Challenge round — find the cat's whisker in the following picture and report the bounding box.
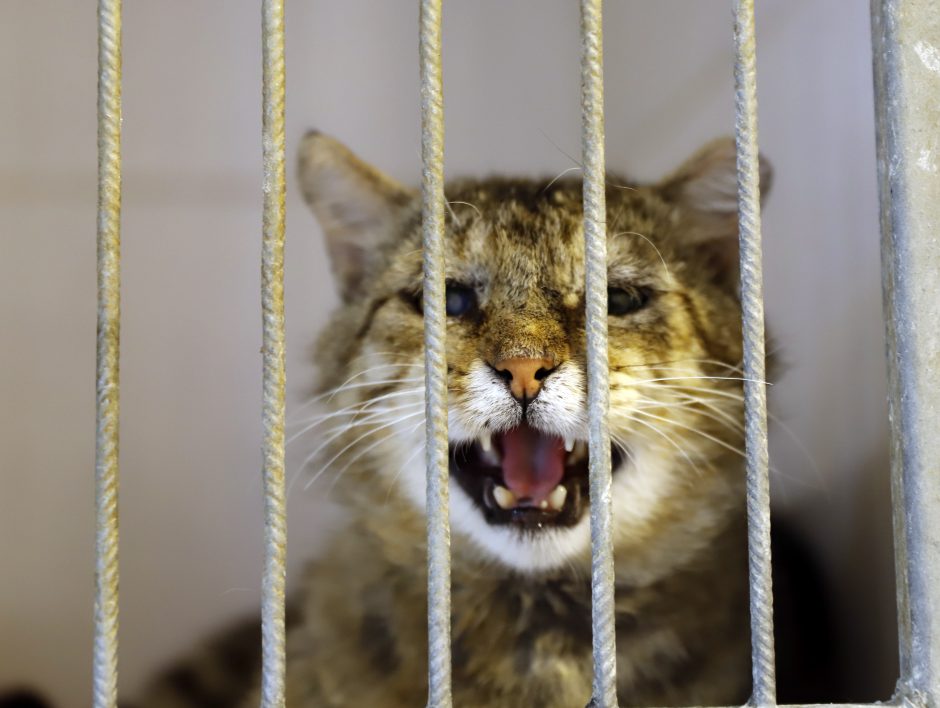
[537,129,637,194]
[289,363,422,416]
[287,403,425,495]
[633,394,744,434]
[291,377,423,417]
[609,433,638,471]
[634,382,746,402]
[444,199,463,227]
[384,434,426,506]
[286,392,424,446]
[326,419,426,499]
[297,416,409,494]
[627,374,771,387]
[302,386,424,423]
[633,403,744,439]
[321,363,422,400]
[632,385,827,493]
[637,365,741,378]
[630,382,823,486]
[289,395,419,434]
[287,402,419,497]
[613,355,745,370]
[288,421,397,497]
[541,165,582,193]
[619,357,746,374]
[611,413,702,474]
[303,410,425,492]
[678,358,746,374]
[335,418,425,482]
[291,401,425,471]
[346,349,423,363]
[631,408,747,462]
[610,230,671,280]
[447,200,483,219]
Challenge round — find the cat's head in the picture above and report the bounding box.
[298,132,771,579]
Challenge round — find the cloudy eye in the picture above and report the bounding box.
[608,286,651,316]
[445,283,477,317]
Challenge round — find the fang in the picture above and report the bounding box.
[548,485,568,511]
[493,485,516,510]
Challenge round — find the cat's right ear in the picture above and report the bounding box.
[298,131,416,301]
[657,137,773,293]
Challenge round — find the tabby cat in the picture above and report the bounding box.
[139,131,773,707]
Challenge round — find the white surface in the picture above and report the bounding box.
[0,2,893,703]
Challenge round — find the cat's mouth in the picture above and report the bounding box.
[449,421,624,530]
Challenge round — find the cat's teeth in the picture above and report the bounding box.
[567,440,588,464]
[564,436,575,453]
[479,432,501,466]
[493,485,516,510]
[548,484,568,511]
[539,500,549,510]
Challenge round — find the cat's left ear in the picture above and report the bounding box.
[657,137,772,290]
[298,131,417,301]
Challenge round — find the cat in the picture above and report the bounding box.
[138,131,774,707]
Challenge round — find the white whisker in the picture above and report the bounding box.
[631,409,746,461]
[287,388,424,444]
[303,410,425,491]
[610,230,672,280]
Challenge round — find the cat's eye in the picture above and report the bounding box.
[445,283,477,317]
[608,286,651,316]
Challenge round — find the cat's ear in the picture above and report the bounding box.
[298,131,416,301]
[657,137,772,291]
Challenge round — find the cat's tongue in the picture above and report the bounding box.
[500,424,566,504]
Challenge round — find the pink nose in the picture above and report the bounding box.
[492,357,555,401]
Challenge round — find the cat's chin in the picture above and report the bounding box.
[448,422,625,531]
[447,481,596,573]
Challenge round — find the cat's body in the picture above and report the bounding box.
[252,512,748,707]
[139,133,773,707]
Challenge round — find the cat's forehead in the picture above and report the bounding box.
[441,178,671,287]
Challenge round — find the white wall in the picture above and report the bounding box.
[0,2,895,704]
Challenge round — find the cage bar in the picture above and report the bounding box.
[579,1,618,707]
[871,1,940,705]
[260,0,288,704]
[731,1,777,705]
[93,0,123,705]
[418,1,453,707]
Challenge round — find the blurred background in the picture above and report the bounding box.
[0,1,897,705]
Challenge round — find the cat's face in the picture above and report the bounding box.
[299,133,769,576]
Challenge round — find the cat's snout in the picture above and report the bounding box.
[491,357,556,405]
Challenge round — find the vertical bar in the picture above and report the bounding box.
[419,2,452,707]
[93,0,122,705]
[871,1,940,703]
[732,1,776,705]
[580,2,617,707]
[260,0,287,704]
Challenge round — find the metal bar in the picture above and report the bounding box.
[731,1,776,705]
[579,2,617,707]
[260,0,288,704]
[419,1,452,707]
[93,1,123,705]
[683,705,897,708]
[871,1,940,704]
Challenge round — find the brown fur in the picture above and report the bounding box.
[140,133,771,707]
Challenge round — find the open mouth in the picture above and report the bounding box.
[449,422,625,530]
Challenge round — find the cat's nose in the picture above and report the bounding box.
[492,357,556,402]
